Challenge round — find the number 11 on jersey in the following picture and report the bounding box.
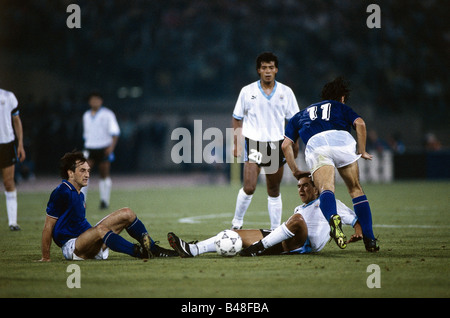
[307,103,331,121]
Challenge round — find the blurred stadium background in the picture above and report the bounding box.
[0,0,448,183]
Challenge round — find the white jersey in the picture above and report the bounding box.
[294,199,357,252]
[233,80,299,142]
[0,89,19,144]
[83,106,120,149]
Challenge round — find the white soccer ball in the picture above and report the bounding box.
[214,230,243,257]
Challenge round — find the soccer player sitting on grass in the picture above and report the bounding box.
[168,174,363,257]
[39,151,177,261]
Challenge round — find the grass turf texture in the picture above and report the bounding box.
[0,180,449,298]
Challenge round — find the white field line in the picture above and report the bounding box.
[178,211,450,229]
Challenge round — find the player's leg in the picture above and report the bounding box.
[98,159,112,209]
[235,229,264,247]
[313,165,347,249]
[338,162,378,251]
[98,207,177,257]
[168,232,215,257]
[231,161,260,229]
[168,229,264,258]
[2,165,20,230]
[239,214,307,256]
[312,165,337,221]
[265,165,283,230]
[74,208,148,259]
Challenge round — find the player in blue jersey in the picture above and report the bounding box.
[39,151,177,261]
[282,77,379,252]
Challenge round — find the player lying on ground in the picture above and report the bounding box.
[39,151,177,261]
[168,174,362,257]
[282,77,379,252]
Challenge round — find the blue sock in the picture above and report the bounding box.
[103,230,137,257]
[126,217,155,249]
[319,190,337,222]
[352,195,375,240]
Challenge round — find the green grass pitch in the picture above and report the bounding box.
[0,179,449,298]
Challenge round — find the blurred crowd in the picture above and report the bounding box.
[1,0,448,176]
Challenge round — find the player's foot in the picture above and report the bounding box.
[167,232,194,258]
[239,240,265,257]
[9,224,21,231]
[100,200,108,209]
[151,243,179,257]
[140,233,154,259]
[363,237,380,252]
[329,214,347,249]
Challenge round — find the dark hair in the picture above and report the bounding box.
[297,172,315,187]
[256,52,279,70]
[59,151,87,179]
[321,76,351,103]
[87,90,103,101]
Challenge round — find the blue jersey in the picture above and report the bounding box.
[285,100,360,145]
[46,180,92,247]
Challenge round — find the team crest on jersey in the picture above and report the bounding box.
[279,94,284,100]
[0,100,5,106]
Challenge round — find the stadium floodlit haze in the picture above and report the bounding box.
[0,0,448,177]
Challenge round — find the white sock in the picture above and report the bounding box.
[5,190,18,226]
[190,236,217,256]
[232,188,253,228]
[268,194,282,230]
[99,177,112,205]
[261,223,294,249]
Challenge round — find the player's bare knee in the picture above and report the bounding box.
[286,214,305,232]
[243,185,256,195]
[119,207,136,223]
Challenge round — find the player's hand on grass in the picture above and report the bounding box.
[346,233,363,244]
[346,222,363,243]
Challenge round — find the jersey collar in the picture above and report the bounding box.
[258,80,277,100]
[302,198,319,208]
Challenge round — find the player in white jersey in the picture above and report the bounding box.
[231,52,300,230]
[167,174,362,257]
[0,88,26,230]
[82,92,120,209]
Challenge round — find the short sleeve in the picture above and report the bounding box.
[108,111,120,136]
[284,113,300,143]
[46,187,69,219]
[232,88,245,120]
[285,87,300,120]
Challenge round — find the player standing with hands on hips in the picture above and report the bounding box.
[231,52,300,230]
[282,77,379,252]
[0,88,26,231]
[82,92,120,209]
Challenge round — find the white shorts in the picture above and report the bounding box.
[305,130,361,174]
[62,238,109,260]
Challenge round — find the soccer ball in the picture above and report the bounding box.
[214,230,243,257]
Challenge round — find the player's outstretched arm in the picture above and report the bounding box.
[39,216,57,262]
[282,138,308,179]
[354,118,373,160]
[232,117,243,158]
